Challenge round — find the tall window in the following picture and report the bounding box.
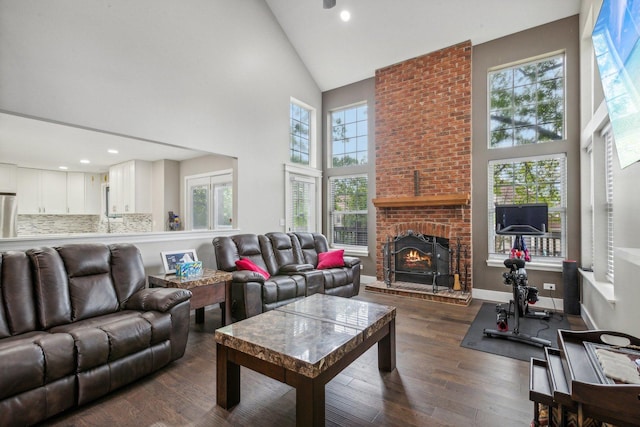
[488,155,566,260]
[329,175,368,248]
[487,53,567,264]
[285,165,320,234]
[328,102,369,249]
[290,100,312,165]
[489,54,565,148]
[186,172,233,231]
[330,104,368,167]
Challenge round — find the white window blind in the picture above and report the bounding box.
[605,129,614,282]
[288,174,316,232]
[488,154,567,260]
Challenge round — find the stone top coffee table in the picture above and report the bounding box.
[215,293,396,426]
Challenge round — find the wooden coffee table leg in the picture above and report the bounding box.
[216,344,240,409]
[295,375,325,427]
[378,318,396,371]
[195,307,205,324]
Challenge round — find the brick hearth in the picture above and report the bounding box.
[365,281,472,306]
[374,41,473,294]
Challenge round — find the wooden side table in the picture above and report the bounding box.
[148,268,232,326]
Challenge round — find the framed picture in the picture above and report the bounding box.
[161,249,199,274]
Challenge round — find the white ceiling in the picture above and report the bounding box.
[0,113,207,173]
[265,0,582,91]
[1,1,582,172]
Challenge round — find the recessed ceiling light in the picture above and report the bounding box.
[80,159,90,164]
[59,166,68,170]
[108,149,119,154]
[340,10,351,22]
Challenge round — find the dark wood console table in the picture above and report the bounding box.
[148,269,232,326]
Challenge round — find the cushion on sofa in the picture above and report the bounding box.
[236,258,270,279]
[0,252,38,338]
[0,331,75,400]
[317,249,345,269]
[50,311,171,371]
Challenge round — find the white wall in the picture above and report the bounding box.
[579,0,640,337]
[0,0,322,235]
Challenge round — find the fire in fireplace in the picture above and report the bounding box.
[383,230,450,288]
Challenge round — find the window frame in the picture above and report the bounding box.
[328,174,368,251]
[289,98,316,167]
[284,163,322,234]
[487,51,566,149]
[184,169,233,231]
[487,154,567,267]
[328,102,369,168]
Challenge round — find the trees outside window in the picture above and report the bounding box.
[489,54,565,148]
[330,104,368,167]
[329,175,368,248]
[290,101,312,165]
[488,155,566,259]
[187,172,232,231]
[487,53,567,263]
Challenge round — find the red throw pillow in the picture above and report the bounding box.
[317,249,345,269]
[235,258,270,279]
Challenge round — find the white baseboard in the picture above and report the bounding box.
[579,303,597,329]
[473,288,564,311]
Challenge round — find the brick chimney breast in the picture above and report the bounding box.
[375,41,472,289]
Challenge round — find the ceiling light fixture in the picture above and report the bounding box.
[80,159,90,164]
[107,149,119,154]
[323,0,336,9]
[59,166,68,170]
[340,10,351,22]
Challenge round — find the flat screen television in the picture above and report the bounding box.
[592,0,640,169]
[495,203,548,235]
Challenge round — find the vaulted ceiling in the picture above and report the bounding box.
[265,0,582,91]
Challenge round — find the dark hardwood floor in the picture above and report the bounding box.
[42,289,585,427]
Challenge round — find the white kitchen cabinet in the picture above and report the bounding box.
[108,160,151,214]
[66,172,85,214]
[66,172,102,214]
[0,163,17,193]
[84,173,102,214]
[17,168,67,214]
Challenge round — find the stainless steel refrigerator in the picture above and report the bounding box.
[0,192,17,238]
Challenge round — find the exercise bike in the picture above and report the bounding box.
[483,239,551,347]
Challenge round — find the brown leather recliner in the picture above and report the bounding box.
[213,232,361,321]
[0,243,192,427]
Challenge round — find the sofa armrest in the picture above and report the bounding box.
[125,288,192,312]
[233,270,267,283]
[279,263,314,273]
[343,256,361,268]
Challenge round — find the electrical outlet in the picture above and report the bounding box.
[543,283,556,291]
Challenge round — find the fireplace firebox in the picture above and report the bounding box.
[383,230,450,289]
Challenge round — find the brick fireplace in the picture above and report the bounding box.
[371,41,472,302]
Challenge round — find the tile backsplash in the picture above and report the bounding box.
[18,214,153,236]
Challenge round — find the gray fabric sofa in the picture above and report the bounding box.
[0,243,192,427]
[213,232,361,320]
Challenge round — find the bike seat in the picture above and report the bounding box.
[504,258,525,270]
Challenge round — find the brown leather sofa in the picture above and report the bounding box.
[0,243,192,426]
[213,232,361,320]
